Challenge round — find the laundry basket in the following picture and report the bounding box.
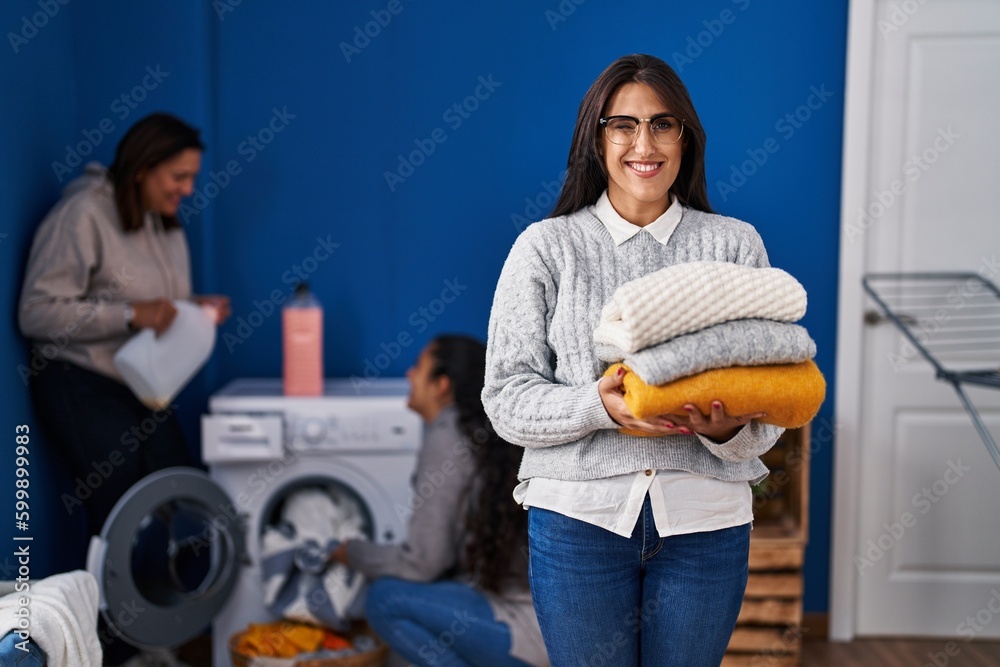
[228,628,388,667]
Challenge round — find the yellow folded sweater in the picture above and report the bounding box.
[603,360,826,431]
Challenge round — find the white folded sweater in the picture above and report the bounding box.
[593,260,807,354]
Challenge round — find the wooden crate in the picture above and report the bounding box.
[725,425,810,667]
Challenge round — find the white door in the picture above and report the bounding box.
[834,0,1000,639]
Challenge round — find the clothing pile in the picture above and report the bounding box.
[0,570,102,667]
[233,620,381,662]
[260,487,368,632]
[594,261,825,431]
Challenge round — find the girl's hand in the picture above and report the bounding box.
[599,368,695,436]
[327,542,349,566]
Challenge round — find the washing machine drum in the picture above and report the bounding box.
[87,467,244,649]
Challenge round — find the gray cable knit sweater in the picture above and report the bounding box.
[482,205,784,484]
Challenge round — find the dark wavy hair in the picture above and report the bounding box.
[427,335,526,594]
[107,113,203,232]
[551,53,713,217]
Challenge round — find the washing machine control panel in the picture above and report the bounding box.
[288,409,417,452]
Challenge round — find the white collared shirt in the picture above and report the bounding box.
[592,190,685,246]
[514,190,753,538]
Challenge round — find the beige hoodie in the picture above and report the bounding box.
[18,163,191,382]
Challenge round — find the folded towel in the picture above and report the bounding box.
[593,261,808,354]
[0,570,102,666]
[261,487,368,632]
[596,319,817,385]
[603,360,826,430]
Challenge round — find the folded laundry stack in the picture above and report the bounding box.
[593,261,825,432]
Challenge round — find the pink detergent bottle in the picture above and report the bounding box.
[283,282,323,396]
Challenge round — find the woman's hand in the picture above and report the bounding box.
[193,294,231,324]
[680,401,765,443]
[600,370,764,441]
[130,298,178,335]
[599,368,695,436]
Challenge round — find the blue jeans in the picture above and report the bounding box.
[528,496,749,667]
[0,632,46,666]
[364,578,530,667]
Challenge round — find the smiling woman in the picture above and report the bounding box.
[136,148,201,218]
[483,54,786,667]
[16,112,232,664]
[599,84,686,225]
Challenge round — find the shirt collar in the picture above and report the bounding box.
[591,190,684,246]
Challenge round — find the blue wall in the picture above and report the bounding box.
[0,0,81,580]
[4,0,846,612]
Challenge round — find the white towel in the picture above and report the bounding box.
[0,570,102,666]
[593,261,808,354]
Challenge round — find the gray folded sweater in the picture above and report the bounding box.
[595,319,817,385]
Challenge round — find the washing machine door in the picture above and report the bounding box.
[86,466,244,650]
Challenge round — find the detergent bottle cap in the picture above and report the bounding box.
[291,282,320,307]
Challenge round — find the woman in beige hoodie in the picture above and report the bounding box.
[18,113,229,539]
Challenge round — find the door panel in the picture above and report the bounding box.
[854,0,1000,637]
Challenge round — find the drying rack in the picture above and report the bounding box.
[863,272,1000,471]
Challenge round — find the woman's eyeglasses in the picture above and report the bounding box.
[599,114,685,145]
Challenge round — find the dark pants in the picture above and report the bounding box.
[29,360,192,538]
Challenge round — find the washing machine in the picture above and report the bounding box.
[85,377,421,666]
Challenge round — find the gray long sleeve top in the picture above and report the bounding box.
[346,405,547,665]
[482,206,784,484]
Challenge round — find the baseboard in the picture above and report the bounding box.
[801,612,829,642]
